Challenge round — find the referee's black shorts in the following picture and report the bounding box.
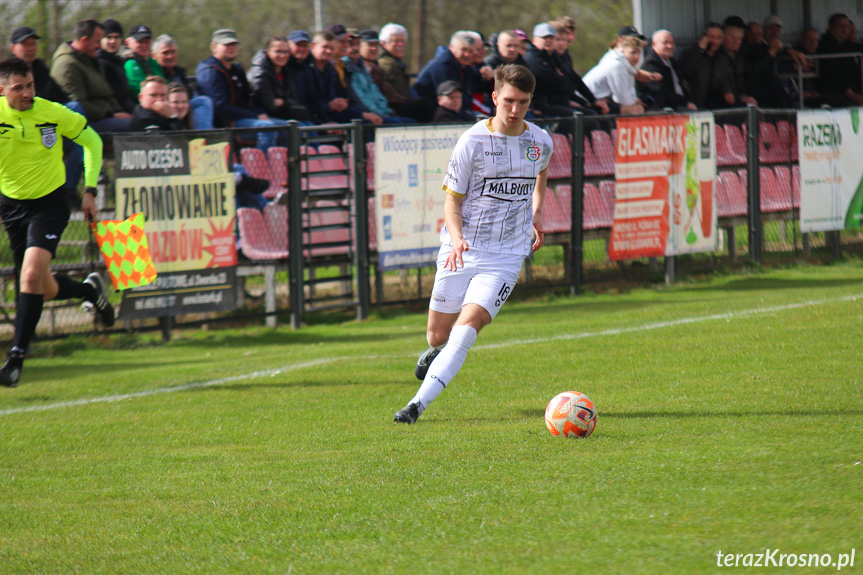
[0,187,71,269]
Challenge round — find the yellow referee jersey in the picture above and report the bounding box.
[0,96,100,200]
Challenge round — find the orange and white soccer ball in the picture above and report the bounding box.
[545,391,597,438]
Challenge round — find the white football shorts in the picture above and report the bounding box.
[429,245,524,321]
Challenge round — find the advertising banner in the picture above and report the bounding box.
[374,125,468,270]
[610,113,717,261]
[113,133,238,318]
[797,108,863,232]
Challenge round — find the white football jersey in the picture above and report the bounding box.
[441,119,553,256]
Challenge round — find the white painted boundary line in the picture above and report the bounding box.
[1,293,860,417]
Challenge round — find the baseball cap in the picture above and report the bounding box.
[533,23,557,38]
[211,28,239,44]
[102,19,124,37]
[513,29,528,41]
[288,30,311,44]
[763,15,783,28]
[358,29,379,42]
[326,24,357,40]
[128,24,152,40]
[617,25,646,41]
[10,27,40,45]
[437,80,461,97]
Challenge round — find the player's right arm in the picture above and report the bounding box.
[443,193,467,271]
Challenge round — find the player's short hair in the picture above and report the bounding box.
[152,34,177,53]
[551,16,577,32]
[312,31,337,43]
[267,35,289,49]
[73,19,104,41]
[140,75,167,90]
[617,35,646,51]
[704,21,723,32]
[0,58,32,84]
[493,64,535,95]
[379,23,407,43]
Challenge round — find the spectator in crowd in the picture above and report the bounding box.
[484,30,527,70]
[8,26,67,103]
[583,30,660,115]
[514,29,530,57]
[286,30,322,121]
[129,75,186,131]
[431,80,471,123]
[787,27,837,107]
[638,30,696,110]
[307,30,369,124]
[358,29,434,122]
[123,24,159,95]
[709,16,757,108]
[551,18,609,114]
[413,31,477,120]
[740,15,796,107]
[168,82,193,128]
[342,31,415,124]
[817,13,863,106]
[467,31,494,115]
[50,19,132,130]
[151,34,214,129]
[680,21,723,108]
[247,35,311,121]
[523,23,586,118]
[326,24,357,101]
[96,19,135,113]
[196,28,288,150]
[377,23,411,100]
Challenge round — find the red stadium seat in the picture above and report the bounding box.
[716,170,747,218]
[591,130,616,176]
[309,199,351,256]
[237,207,288,260]
[719,124,747,166]
[582,183,603,229]
[760,166,792,212]
[791,164,801,209]
[773,166,795,211]
[598,180,617,228]
[264,203,288,252]
[543,185,570,233]
[240,147,285,199]
[547,134,572,180]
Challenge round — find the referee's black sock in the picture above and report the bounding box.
[11,292,44,356]
[53,273,90,301]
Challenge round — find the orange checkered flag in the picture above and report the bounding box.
[90,213,158,290]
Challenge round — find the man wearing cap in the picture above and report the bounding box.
[286,30,318,119]
[196,28,288,150]
[8,27,67,103]
[96,19,136,114]
[124,24,161,95]
[359,29,434,122]
[342,30,415,125]
[431,80,470,123]
[247,35,310,121]
[377,23,412,100]
[524,22,591,118]
[413,31,477,120]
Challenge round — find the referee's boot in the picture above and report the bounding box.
[83,273,116,328]
[0,350,24,388]
[414,346,442,380]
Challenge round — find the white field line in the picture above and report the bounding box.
[0,293,860,417]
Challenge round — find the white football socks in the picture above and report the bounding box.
[412,324,477,410]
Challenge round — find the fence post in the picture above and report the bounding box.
[287,121,304,330]
[570,113,584,295]
[746,105,762,263]
[351,119,370,321]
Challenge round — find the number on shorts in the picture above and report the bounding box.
[495,283,511,307]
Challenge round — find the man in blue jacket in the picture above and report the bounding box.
[195,28,287,150]
[413,31,477,120]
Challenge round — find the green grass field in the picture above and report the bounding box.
[1,262,862,573]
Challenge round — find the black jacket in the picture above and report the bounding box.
[247,50,310,121]
[523,43,576,110]
[680,46,713,108]
[32,58,68,104]
[96,49,135,113]
[638,47,691,110]
[130,105,187,132]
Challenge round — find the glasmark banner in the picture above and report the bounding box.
[113,133,237,318]
[611,113,718,261]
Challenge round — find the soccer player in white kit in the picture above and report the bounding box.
[394,64,553,424]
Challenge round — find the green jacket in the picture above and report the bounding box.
[377,49,411,99]
[125,55,164,96]
[50,42,122,122]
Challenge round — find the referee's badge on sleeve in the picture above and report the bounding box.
[37,123,57,148]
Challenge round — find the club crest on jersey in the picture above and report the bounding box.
[38,124,57,148]
[525,145,541,162]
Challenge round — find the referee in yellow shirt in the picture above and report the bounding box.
[0,58,114,387]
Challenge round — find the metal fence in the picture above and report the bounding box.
[3,107,862,341]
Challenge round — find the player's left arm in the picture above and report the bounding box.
[72,126,104,221]
[532,168,547,252]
